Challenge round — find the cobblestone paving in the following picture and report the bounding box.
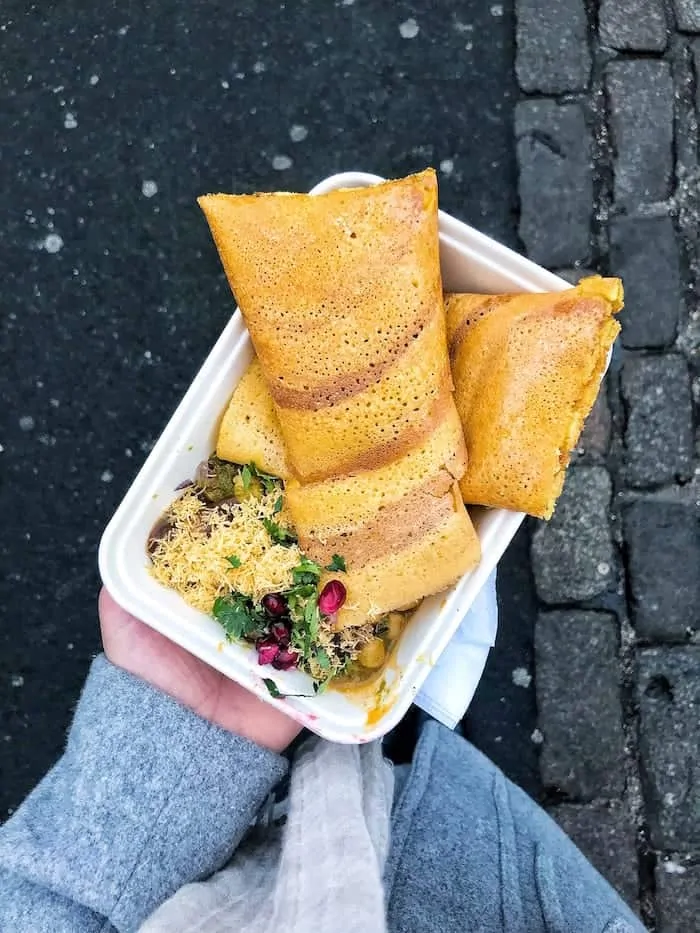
[516,1,700,927]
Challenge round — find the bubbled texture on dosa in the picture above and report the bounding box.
[446,276,623,520]
[199,172,481,626]
[216,358,290,479]
[198,171,452,482]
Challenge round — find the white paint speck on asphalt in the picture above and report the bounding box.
[41,232,64,254]
[289,124,308,142]
[272,154,293,170]
[63,112,78,129]
[19,415,35,431]
[399,18,419,39]
[101,469,114,483]
[141,180,158,198]
[512,667,532,688]
[439,158,454,176]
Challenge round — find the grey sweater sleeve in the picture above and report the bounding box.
[0,654,288,933]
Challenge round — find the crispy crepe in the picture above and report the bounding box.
[284,405,476,627]
[446,276,623,519]
[217,358,290,479]
[199,171,453,483]
[200,171,481,627]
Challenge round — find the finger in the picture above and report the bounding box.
[98,586,152,658]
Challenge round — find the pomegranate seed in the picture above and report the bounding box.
[272,648,299,671]
[318,579,346,616]
[256,638,280,667]
[270,622,290,646]
[262,593,287,617]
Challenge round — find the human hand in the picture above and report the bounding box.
[99,587,301,753]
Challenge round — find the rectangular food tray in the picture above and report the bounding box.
[98,171,570,742]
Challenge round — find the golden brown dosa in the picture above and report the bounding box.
[217,358,290,479]
[200,171,481,626]
[199,171,452,483]
[446,275,623,519]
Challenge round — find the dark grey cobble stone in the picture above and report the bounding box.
[515,101,592,267]
[621,355,694,488]
[610,216,680,349]
[623,501,700,641]
[655,861,700,933]
[550,801,639,908]
[531,466,614,604]
[575,383,611,462]
[606,61,674,207]
[673,0,700,31]
[536,611,625,799]
[599,0,668,51]
[638,647,700,850]
[516,0,591,93]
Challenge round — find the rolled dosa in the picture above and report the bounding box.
[199,170,452,483]
[285,404,477,627]
[200,171,481,626]
[217,358,290,479]
[446,275,623,519]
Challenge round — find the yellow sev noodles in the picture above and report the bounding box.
[149,488,302,613]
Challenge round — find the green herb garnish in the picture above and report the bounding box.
[263,677,283,698]
[273,495,284,515]
[292,556,322,585]
[262,518,297,546]
[262,678,316,699]
[325,554,347,572]
[241,464,253,490]
[226,555,242,569]
[246,462,279,495]
[213,593,266,641]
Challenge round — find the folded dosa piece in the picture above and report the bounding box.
[199,170,453,483]
[285,405,477,627]
[446,275,623,519]
[217,358,290,479]
[200,171,481,627]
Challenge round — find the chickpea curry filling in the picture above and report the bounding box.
[148,456,409,692]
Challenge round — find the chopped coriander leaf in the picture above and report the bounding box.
[213,593,265,641]
[247,462,280,495]
[226,555,242,568]
[262,678,316,699]
[262,518,297,546]
[325,554,347,573]
[260,474,278,495]
[241,464,253,490]
[292,556,322,585]
[315,648,331,671]
[304,594,320,638]
[273,495,284,515]
[263,677,283,699]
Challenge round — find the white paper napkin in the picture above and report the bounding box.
[414,570,498,729]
